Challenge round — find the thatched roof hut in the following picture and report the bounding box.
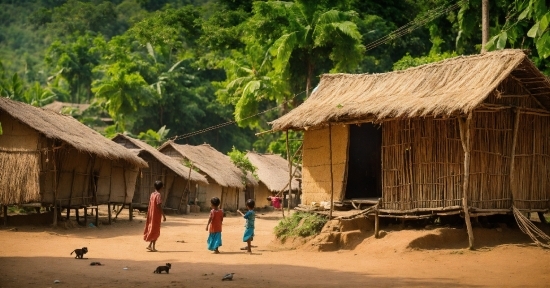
[159,142,252,210]
[0,97,147,212]
[112,134,207,212]
[42,101,91,114]
[269,49,550,226]
[246,151,301,207]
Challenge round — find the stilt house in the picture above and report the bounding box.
[0,98,147,219]
[246,151,301,208]
[269,50,550,218]
[112,134,208,213]
[159,142,254,211]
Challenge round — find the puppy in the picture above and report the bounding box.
[70,247,88,259]
[153,263,171,274]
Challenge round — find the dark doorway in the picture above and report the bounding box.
[345,124,382,199]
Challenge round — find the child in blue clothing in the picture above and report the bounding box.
[237,199,255,253]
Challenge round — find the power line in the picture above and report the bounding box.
[168,1,465,141]
[169,90,307,141]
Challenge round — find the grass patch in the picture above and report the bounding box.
[274,212,328,242]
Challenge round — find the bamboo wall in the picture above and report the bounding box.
[301,125,349,204]
[132,153,164,205]
[382,118,463,210]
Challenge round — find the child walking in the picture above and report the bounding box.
[238,199,255,253]
[206,197,223,254]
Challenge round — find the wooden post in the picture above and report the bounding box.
[459,113,475,249]
[107,164,112,225]
[129,203,133,221]
[107,202,112,224]
[328,124,334,219]
[481,0,489,52]
[66,169,76,220]
[3,205,7,226]
[374,198,381,238]
[286,130,293,213]
[84,207,88,226]
[509,108,521,207]
[52,146,58,227]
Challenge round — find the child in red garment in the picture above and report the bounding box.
[206,197,223,254]
[269,194,282,210]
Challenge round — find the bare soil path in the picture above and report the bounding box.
[0,209,549,287]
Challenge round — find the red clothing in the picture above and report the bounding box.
[271,196,281,209]
[143,191,162,242]
[209,209,223,233]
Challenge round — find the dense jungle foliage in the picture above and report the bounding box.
[0,0,548,155]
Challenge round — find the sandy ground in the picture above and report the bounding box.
[0,208,549,288]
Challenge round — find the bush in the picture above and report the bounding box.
[274,212,328,242]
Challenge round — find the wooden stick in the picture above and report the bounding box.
[509,108,520,206]
[328,124,335,219]
[52,145,58,227]
[286,130,292,213]
[374,198,381,238]
[459,112,475,249]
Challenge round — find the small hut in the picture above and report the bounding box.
[42,101,91,114]
[269,50,550,245]
[0,97,147,224]
[159,142,252,211]
[112,134,208,214]
[245,151,301,208]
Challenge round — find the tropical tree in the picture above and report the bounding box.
[21,82,56,107]
[137,125,170,147]
[249,0,365,98]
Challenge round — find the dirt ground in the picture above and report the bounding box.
[0,208,549,288]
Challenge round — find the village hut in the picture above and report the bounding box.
[42,101,91,114]
[0,97,147,224]
[245,151,301,208]
[269,50,550,246]
[112,134,208,214]
[159,142,254,211]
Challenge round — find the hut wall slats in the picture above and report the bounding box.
[512,114,550,209]
[301,125,349,204]
[132,154,164,205]
[254,183,272,208]
[165,176,187,209]
[382,117,463,210]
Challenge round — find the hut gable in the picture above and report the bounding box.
[112,134,208,184]
[0,97,147,168]
[159,141,245,188]
[270,49,550,131]
[246,151,300,192]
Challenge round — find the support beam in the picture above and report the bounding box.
[286,130,293,213]
[459,113,475,249]
[328,124,334,219]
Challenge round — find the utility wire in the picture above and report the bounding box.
[168,0,465,141]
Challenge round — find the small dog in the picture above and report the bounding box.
[70,247,88,259]
[153,263,171,274]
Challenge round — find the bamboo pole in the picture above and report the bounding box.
[52,145,58,227]
[509,109,521,208]
[286,131,293,213]
[328,124,334,219]
[481,0,489,52]
[459,113,475,249]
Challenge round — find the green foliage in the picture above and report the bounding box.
[137,125,170,147]
[393,51,458,71]
[265,130,303,161]
[227,146,258,184]
[274,212,328,242]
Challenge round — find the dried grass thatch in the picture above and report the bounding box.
[0,151,40,204]
[112,134,207,184]
[42,101,90,113]
[246,151,300,192]
[159,142,245,188]
[270,49,550,131]
[0,97,147,168]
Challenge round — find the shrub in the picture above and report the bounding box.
[274,212,328,242]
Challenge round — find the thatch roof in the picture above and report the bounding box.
[159,141,246,188]
[42,101,91,113]
[246,151,300,192]
[112,134,208,184]
[270,49,550,130]
[0,97,147,168]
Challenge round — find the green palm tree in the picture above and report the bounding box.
[253,0,364,97]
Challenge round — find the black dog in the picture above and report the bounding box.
[153,263,171,274]
[70,247,88,259]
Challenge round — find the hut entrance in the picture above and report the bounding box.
[344,124,382,202]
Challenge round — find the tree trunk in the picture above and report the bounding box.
[481,0,489,52]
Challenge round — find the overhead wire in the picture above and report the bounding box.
[168,0,466,141]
